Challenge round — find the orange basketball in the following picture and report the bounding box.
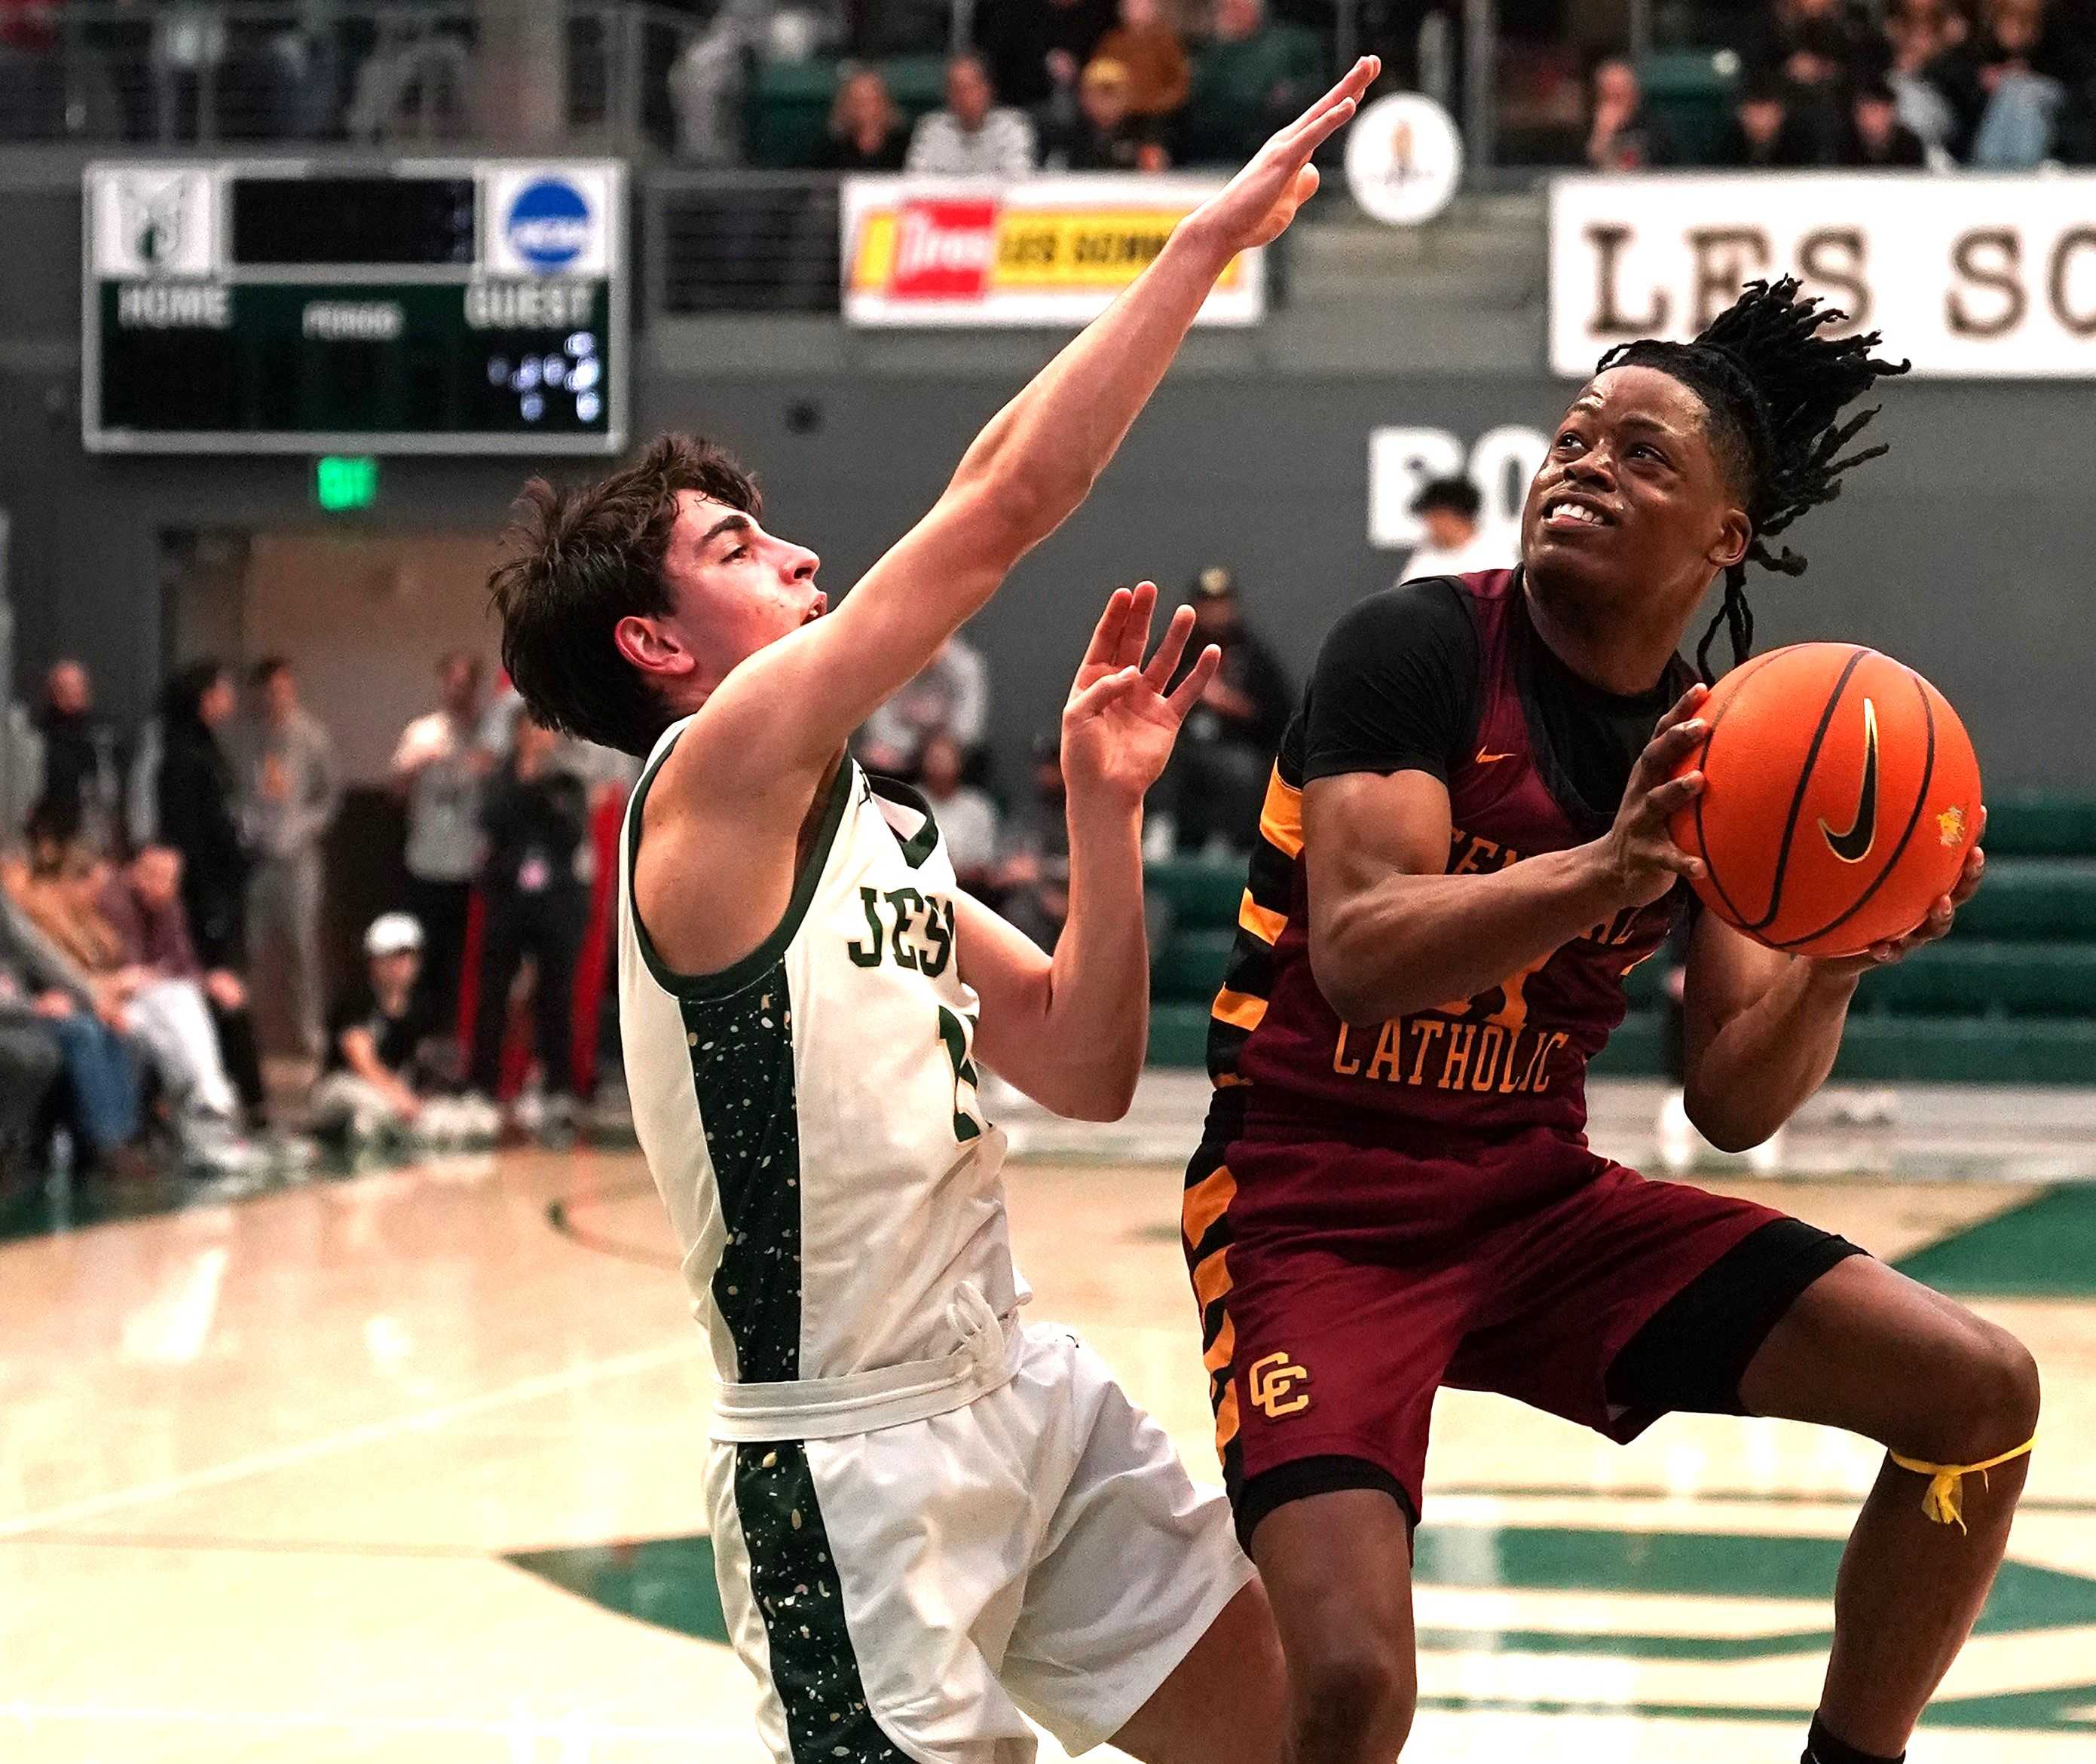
[1668,643,1982,959]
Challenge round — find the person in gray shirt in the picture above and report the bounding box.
[240,656,340,1061]
[390,650,486,1024]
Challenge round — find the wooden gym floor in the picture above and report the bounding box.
[5,1082,2094,1762]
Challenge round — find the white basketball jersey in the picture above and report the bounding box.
[619,723,1026,1384]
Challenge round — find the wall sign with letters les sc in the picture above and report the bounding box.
[1550,174,2096,380]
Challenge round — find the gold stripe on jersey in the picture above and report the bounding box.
[1258,770,1305,858]
[1238,890,1286,946]
[1207,761,1304,1086]
[1183,1165,1236,1250]
[1183,1147,1242,1458]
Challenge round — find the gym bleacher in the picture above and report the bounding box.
[1146,794,2096,1083]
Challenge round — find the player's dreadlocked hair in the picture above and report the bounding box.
[1597,277,1910,679]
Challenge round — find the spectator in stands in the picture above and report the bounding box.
[154,660,248,974]
[979,0,1115,114]
[392,650,485,1026]
[0,884,145,1182]
[1715,67,1817,166]
[906,53,1037,177]
[819,65,910,170]
[0,971,61,1191]
[996,735,1073,951]
[312,912,439,1148]
[7,818,252,1172]
[29,660,123,854]
[1883,0,1969,151]
[102,843,267,1126]
[1773,16,1864,164]
[1963,0,2069,166]
[469,716,591,1136]
[1160,567,1290,856]
[1182,0,1319,165]
[917,732,1002,891]
[1849,73,1930,163]
[1095,0,1189,124]
[858,631,990,777]
[1046,57,1168,170]
[1403,476,1512,578]
[1587,55,1676,170]
[1749,0,1878,85]
[240,656,338,1061]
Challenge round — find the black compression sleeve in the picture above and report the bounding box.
[1301,579,1480,785]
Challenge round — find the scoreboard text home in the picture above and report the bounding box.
[83,160,626,454]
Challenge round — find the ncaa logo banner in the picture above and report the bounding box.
[89,164,219,278]
[1551,173,2096,380]
[841,175,1265,327]
[484,164,616,279]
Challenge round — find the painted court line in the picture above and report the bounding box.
[0,1339,701,1542]
[0,1702,746,1742]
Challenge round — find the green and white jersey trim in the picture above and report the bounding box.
[617,720,1024,1386]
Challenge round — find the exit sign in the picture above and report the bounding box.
[314,455,378,512]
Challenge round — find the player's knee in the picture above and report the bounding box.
[1907,1316,2041,1462]
[1289,1634,1415,1758]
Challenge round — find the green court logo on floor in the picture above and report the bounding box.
[507,1516,2096,1734]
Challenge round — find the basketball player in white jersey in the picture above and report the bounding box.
[489,58,1380,1764]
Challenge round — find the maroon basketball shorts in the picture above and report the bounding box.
[1182,1124,1861,1548]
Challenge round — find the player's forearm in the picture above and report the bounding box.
[1685,961,1857,1151]
[943,223,1235,558]
[1314,845,1625,1026]
[1033,796,1150,1120]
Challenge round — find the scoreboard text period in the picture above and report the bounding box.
[83,160,627,455]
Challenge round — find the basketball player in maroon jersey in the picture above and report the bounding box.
[1184,280,2034,1764]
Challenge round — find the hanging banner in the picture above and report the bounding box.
[1551,173,2096,380]
[842,175,1265,327]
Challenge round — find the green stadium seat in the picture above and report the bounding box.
[745,54,956,170]
[1948,860,2096,940]
[1148,1001,1213,1068]
[1636,48,1742,167]
[1152,927,1236,1003]
[1854,940,2096,1017]
[1975,795,2096,859]
[1147,857,1250,930]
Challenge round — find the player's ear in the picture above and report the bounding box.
[614,615,697,680]
[1709,507,1752,573]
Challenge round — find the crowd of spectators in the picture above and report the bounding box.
[0,646,638,1197]
[847,566,1294,955]
[1590,0,2096,173]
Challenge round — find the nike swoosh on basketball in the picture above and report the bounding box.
[1475,747,1513,765]
[1819,697,1880,864]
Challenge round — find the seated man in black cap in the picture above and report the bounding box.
[1158,567,1291,856]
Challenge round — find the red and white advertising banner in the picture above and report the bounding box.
[841,175,1265,328]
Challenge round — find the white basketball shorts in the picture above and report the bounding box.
[704,1321,1255,1764]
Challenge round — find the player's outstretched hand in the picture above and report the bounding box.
[1594,683,1711,910]
[1186,56,1381,255]
[1061,582,1221,814]
[1813,806,1988,979]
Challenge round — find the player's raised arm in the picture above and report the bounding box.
[962,584,1219,1120]
[694,57,1378,787]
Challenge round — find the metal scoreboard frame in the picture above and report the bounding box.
[81,157,629,457]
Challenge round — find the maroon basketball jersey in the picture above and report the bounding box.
[1205,569,1691,1147]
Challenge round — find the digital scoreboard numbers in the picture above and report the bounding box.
[82,160,626,454]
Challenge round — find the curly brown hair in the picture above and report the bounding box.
[488,434,762,756]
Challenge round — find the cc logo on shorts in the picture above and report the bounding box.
[1248,1352,1311,1419]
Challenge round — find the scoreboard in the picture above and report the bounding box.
[83,159,626,455]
